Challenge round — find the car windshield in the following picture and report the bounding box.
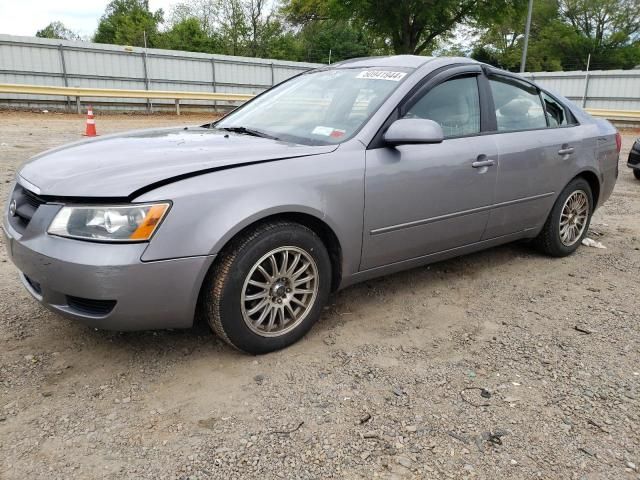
[215,67,411,145]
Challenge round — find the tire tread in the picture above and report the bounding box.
[533,178,592,257]
[201,221,319,351]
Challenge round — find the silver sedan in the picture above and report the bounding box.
[2,55,620,354]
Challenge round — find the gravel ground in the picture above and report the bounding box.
[1,111,639,480]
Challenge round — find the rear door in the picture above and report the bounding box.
[482,74,581,239]
[361,67,498,270]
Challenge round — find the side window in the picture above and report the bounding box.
[489,77,546,132]
[541,92,572,127]
[404,76,480,138]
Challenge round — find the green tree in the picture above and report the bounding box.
[156,17,217,52]
[170,0,220,35]
[295,20,377,63]
[35,21,80,40]
[472,0,640,71]
[246,0,270,56]
[262,28,304,60]
[523,19,580,71]
[251,19,299,59]
[217,0,251,55]
[471,0,568,71]
[94,0,164,47]
[560,0,640,49]
[284,0,512,55]
[163,0,305,59]
[559,0,640,69]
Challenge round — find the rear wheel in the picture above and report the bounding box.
[634,169,640,180]
[199,221,331,354]
[534,178,593,257]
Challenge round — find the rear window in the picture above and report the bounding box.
[541,92,576,127]
[489,76,546,132]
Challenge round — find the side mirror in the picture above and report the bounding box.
[383,118,444,146]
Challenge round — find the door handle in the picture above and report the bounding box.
[472,159,495,168]
[558,147,574,156]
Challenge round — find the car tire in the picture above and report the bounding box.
[634,169,640,180]
[199,221,331,354]
[533,178,593,257]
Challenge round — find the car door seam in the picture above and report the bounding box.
[370,192,555,236]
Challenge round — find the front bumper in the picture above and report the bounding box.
[2,208,214,331]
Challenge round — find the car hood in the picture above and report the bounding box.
[18,126,338,198]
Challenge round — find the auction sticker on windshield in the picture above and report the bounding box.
[356,70,407,81]
[312,126,346,137]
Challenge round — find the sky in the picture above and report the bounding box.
[0,0,176,39]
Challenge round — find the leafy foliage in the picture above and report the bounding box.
[285,0,515,55]
[94,0,164,47]
[80,0,639,71]
[559,0,640,69]
[35,21,81,41]
[294,20,380,63]
[155,17,216,52]
[472,0,640,70]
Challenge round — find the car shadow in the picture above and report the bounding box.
[10,239,555,391]
[84,239,540,354]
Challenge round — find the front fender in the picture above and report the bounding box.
[137,146,366,280]
[202,202,337,254]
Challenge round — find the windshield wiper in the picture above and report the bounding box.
[219,126,280,141]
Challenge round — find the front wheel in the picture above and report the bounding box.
[533,178,593,257]
[199,221,331,354]
[634,169,640,180]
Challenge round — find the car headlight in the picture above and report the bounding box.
[48,203,171,242]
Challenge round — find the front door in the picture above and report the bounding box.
[361,74,498,270]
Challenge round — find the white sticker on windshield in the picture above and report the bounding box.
[356,70,407,81]
[312,126,334,136]
[311,126,347,138]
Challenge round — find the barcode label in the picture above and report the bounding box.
[356,70,407,81]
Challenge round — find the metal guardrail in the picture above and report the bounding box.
[1,83,639,121]
[585,108,640,121]
[0,83,255,115]
[0,35,320,113]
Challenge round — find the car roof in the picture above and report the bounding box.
[332,55,478,70]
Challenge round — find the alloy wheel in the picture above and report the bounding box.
[559,190,589,247]
[240,246,319,337]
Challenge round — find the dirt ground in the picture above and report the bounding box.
[0,111,639,480]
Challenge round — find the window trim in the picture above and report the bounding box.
[541,91,559,127]
[402,74,483,140]
[368,64,486,149]
[540,90,579,128]
[483,67,580,133]
[486,73,549,133]
[368,64,582,149]
[477,74,497,132]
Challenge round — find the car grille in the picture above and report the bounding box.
[8,183,46,234]
[66,296,117,316]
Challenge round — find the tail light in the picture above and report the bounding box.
[615,132,622,153]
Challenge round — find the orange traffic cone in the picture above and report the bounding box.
[83,106,97,137]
